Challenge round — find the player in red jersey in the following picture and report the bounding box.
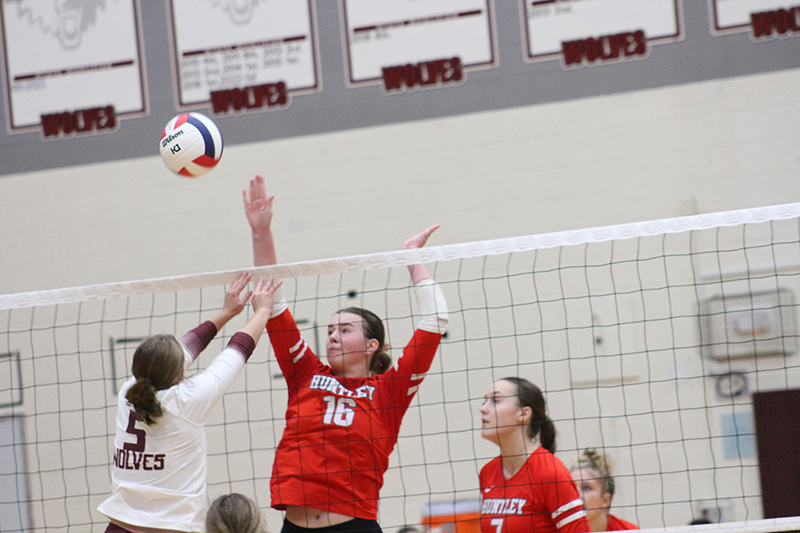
[479,378,590,533]
[570,449,638,531]
[243,176,448,533]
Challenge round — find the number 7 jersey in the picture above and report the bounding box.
[267,308,444,520]
[480,448,589,533]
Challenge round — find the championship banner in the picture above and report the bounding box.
[0,0,146,136]
[522,0,682,66]
[341,0,496,92]
[710,0,799,38]
[167,0,320,113]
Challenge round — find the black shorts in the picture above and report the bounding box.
[281,518,383,533]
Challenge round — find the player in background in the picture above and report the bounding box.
[570,449,637,531]
[98,273,282,533]
[206,493,268,533]
[479,378,591,533]
[243,175,448,533]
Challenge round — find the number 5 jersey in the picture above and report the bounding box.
[98,322,256,533]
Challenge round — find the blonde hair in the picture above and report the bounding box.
[574,448,615,499]
[206,493,266,533]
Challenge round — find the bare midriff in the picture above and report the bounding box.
[285,506,355,528]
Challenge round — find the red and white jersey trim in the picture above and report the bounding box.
[553,499,587,528]
[407,372,427,395]
[290,339,308,363]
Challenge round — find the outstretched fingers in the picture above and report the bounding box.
[243,175,266,206]
[223,272,254,315]
[267,276,284,292]
[251,276,284,313]
[403,224,440,250]
[251,174,267,201]
[230,271,252,292]
[243,175,275,231]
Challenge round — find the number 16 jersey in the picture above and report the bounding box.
[267,308,443,520]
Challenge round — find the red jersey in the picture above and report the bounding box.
[606,514,637,531]
[268,308,443,520]
[480,447,590,533]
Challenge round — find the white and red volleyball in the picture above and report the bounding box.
[159,113,223,177]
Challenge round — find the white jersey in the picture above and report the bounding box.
[98,331,251,533]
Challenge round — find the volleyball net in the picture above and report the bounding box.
[2,203,800,533]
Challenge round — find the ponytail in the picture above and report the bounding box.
[126,378,162,425]
[127,334,184,425]
[369,349,392,375]
[501,377,557,452]
[536,415,557,453]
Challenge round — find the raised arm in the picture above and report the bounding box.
[243,174,276,267]
[177,277,282,424]
[243,175,288,319]
[180,272,253,361]
[404,224,439,285]
[209,271,254,331]
[237,277,282,344]
[404,225,448,334]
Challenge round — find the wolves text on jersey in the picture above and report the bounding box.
[113,448,165,471]
[309,374,376,400]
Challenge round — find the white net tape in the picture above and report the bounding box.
[3,202,800,310]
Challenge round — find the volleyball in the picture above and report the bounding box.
[159,113,223,177]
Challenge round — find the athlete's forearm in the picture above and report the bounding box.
[253,227,277,267]
[237,308,271,345]
[208,307,241,332]
[180,321,217,360]
[408,262,431,285]
[414,279,448,334]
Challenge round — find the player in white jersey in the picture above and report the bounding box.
[98,273,281,533]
